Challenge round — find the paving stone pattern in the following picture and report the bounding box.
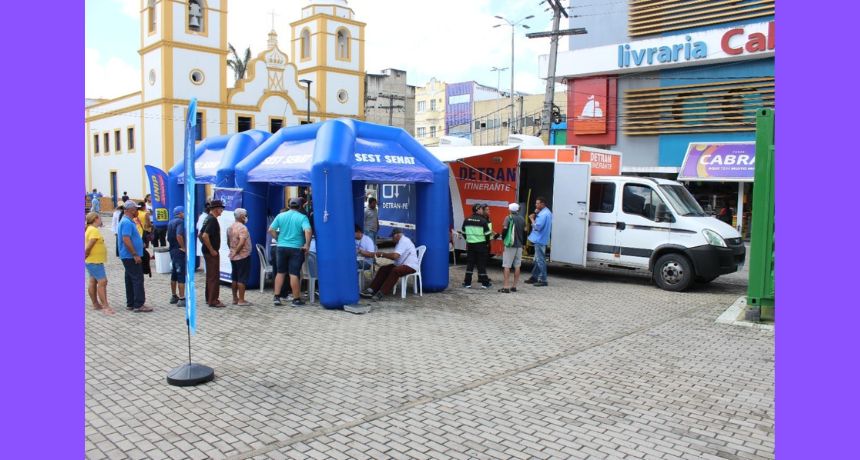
[86,228,772,459]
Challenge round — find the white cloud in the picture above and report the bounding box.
[87,0,563,99]
[85,47,139,99]
[112,0,139,18]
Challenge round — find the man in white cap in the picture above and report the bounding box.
[499,202,526,293]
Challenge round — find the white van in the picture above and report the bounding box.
[581,175,745,291]
[431,145,745,291]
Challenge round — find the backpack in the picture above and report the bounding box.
[503,216,516,248]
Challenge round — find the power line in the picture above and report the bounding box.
[567,1,628,9]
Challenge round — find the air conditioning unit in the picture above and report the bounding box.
[507,134,545,146]
[439,136,472,146]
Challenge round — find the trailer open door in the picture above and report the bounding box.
[549,163,590,266]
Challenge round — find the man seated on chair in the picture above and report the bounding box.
[360,228,418,301]
[355,225,375,270]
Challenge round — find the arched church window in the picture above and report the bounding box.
[188,0,204,32]
[301,29,311,59]
[336,29,350,60]
[147,0,156,33]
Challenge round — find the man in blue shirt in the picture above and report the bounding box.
[89,188,102,213]
[167,206,186,306]
[118,201,152,312]
[268,197,312,307]
[525,196,553,287]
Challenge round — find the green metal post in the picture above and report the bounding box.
[747,108,775,321]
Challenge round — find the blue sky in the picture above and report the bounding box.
[86,0,567,99]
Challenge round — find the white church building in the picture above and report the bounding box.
[85,0,366,203]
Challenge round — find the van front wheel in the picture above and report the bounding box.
[653,253,694,291]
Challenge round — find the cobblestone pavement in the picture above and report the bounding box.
[86,229,772,459]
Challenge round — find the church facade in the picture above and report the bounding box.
[85,0,366,203]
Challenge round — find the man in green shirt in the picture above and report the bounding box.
[268,198,312,307]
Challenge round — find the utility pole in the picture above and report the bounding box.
[518,96,525,134]
[376,93,406,127]
[491,66,508,145]
[528,0,587,144]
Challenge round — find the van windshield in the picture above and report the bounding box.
[660,185,707,216]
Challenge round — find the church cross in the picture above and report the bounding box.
[269,10,278,30]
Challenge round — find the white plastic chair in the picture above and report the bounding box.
[357,257,376,291]
[256,244,273,293]
[303,252,319,303]
[394,245,426,298]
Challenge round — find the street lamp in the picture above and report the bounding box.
[494,14,533,134]
[299,79,312,124]
[490,66,509,96]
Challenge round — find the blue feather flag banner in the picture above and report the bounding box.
[184,99,198,334]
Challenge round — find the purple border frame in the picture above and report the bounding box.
[3,1,857,457]
[3,1,82,456]
[779,1,858,458]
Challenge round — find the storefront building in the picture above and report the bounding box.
[444,81,505,139]
[540,1,774,238]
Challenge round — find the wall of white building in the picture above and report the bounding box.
[89,107,147,200]
[142,49,163,102]
[326,72,360,116]
[172,49,221,102]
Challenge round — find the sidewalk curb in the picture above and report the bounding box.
[716,296,774,331]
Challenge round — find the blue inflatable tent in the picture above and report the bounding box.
[167,130,270,281]
[167,129,271,211]
[235,119,450,309]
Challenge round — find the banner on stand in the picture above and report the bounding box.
[213,187,243,282]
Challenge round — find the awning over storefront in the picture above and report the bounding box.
[678,142,755,182]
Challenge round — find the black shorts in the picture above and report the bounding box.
[276,247,305,277]
[230,256,251,283]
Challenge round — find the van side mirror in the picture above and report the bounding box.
[655,204,674,223]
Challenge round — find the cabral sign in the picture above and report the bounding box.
[678,142,756,182]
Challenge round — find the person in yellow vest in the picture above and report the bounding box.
[85,212,114,315]
[139,200,153,244]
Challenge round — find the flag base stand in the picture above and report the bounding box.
[167,363,214,387]
[345,303,371,315]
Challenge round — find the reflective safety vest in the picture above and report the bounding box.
[462,214,492,244]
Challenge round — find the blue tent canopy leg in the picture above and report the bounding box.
[311,120,360,309]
